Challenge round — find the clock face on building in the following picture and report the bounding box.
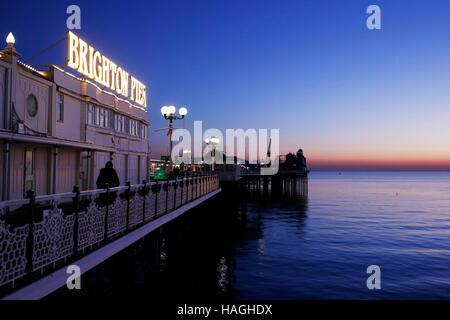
[27,94,38,117]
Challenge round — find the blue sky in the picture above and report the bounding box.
[2,0,450,169]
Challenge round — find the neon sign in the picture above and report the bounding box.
[66,31,147,107]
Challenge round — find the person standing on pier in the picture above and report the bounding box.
[96,161,120,189]
[96,161,120,206]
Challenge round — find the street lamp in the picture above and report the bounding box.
[205,137,219,172]
[6,32,15,47]
[160,105,188,170]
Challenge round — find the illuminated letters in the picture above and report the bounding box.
[93,51,102,83]
[78,38,88,74]
[66,31,147,107]
[67,31,79,69]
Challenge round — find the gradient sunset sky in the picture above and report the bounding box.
[2,0,450,170]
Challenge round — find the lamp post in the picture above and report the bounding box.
[205,137,219,172]
[161,105,187,170]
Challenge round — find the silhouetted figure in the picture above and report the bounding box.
[96,161,120,188]
[284,152,297,170]
[96,161,120,207]
[296,149,307,172]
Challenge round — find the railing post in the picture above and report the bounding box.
[180,178,184,207]
[142,179,146,224]
[72,185,80,258]
[165,180,169,213]
[25,190,36,277]
[125,181,131,232]
[104,184,110,242]
[174,178,177,209]
[154,181,158,218]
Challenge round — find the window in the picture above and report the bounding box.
[57,94,64,122]
[104,109,109,128]
[99,108,105,127]
[124,118,130,134]
[130,120,137,136]
[141,124,148,139]
[116,115,124,132]
[95,106,99,125]
[109,111,115,130]
[27,94,38,117]
[87,104,94,124]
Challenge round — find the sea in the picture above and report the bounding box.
[151,171,450,300]
[48,171,450,300]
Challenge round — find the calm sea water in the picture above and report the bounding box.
[155,171,450,300]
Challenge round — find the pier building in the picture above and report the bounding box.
[0,33,150,200]
[0,32,221,300]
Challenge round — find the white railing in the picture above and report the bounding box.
[0,174,220,295]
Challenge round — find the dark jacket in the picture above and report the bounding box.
[96,167,120,189]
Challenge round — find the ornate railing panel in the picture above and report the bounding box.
[156,183,166,215]
[167,184,175,211]
[0,174,219,294]
[32,202,75,272]
[107,197,127,239]
[77,197,106,252]
[175,182,182,208]
[0,217,29,288]
[129,190,144,230]
[144,188,156,222]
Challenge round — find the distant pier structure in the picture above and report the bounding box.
[240,148,309,198]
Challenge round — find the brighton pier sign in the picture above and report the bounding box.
[66,31,147,107]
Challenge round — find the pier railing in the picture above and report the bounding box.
[0,174,219,296]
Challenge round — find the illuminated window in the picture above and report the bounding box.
[57,94,64,122]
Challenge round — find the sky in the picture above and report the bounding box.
[2,0,450,170]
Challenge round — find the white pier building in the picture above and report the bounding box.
[0,32,150,200]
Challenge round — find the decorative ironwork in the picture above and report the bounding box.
[156,185,166,215]
[129,191,144,229]
[0,216,29,288]
[77,197,106,252]
[11,102,47,137]
[107,198,127,239]
[0,175,219,296]
[144,188,156,221]
[32,201,74,272]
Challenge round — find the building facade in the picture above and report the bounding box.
[0,36,150,200]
